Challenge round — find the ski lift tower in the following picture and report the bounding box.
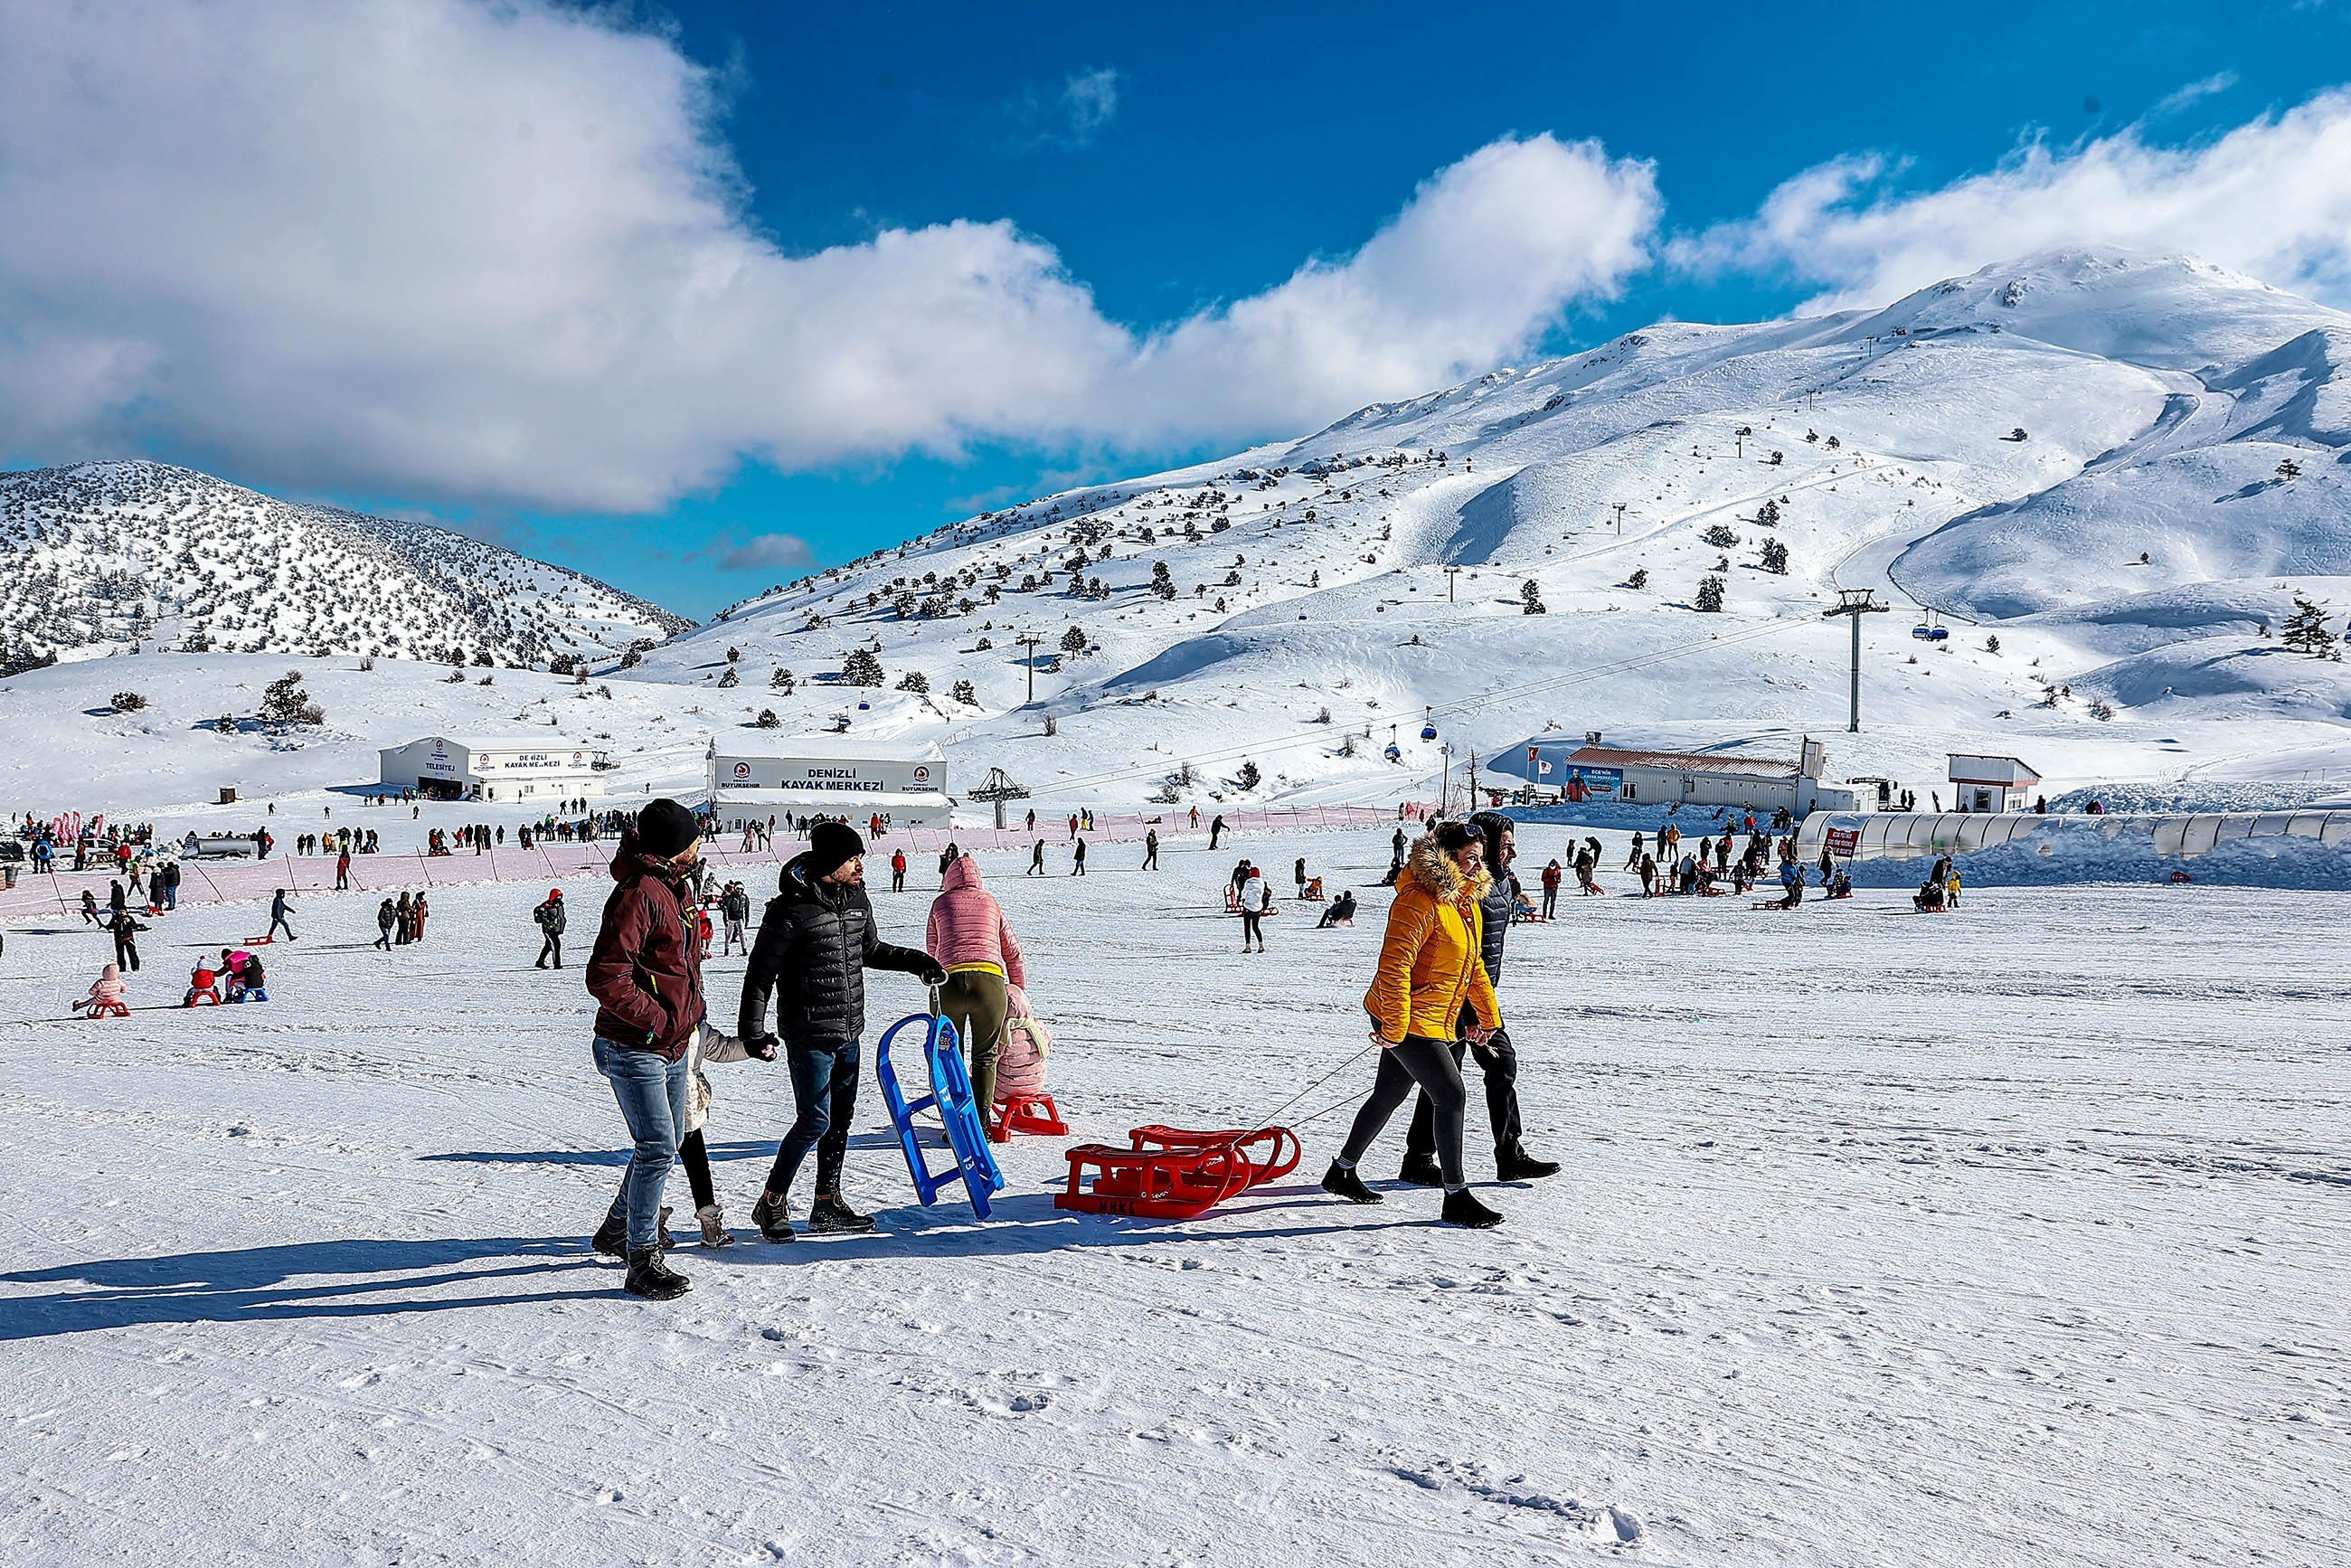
[968,767,1030,831]
[1822,587,1890,732]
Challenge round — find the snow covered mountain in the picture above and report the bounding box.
[630,248,2351,809]
[0,461,689,674]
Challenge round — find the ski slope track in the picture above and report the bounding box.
[636,248,2351,808]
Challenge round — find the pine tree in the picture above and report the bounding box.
[1235,760,1261,790]
[1695,574,1726,613]
[842,648,884,686]
[1151,562,1176,600]
[260,669,324,726]
[1759,538,1789,574]
[950,679,977,705]
[2281,595,2340,659]
[1702,523,1740,549]
[1627,568,1649,590]
[716,666,740,688]
[1060,625,1088,654]
[1520,579,1547,615]
[770,666,794,691]
[896,670,930,694]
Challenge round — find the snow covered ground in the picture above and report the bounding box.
[3,827,2343,1566]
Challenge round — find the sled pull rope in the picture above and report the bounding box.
[1245,1042,1375,1137]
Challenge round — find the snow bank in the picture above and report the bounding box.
[1841,812,2351,890]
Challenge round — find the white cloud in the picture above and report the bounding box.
[0,0,1658,512]
[1674,89,2351,313]
[715,533,816,571]
[1059,68,1121,146]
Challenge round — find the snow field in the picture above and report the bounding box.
[1,827,2345,1565]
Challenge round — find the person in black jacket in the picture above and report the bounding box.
[739,822,945,1241]
[108,906,149,971]
[1401,811,1561,1185]
[533,888,567,968]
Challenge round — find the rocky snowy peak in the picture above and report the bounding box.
[0,461,689,674]
[1847,248,2350,373]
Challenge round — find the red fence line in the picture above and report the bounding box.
[0,805,1415,919]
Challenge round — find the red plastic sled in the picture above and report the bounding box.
[83,1000,129,1019]
[991,1091,1068,1140]
[1054,1124,1300,1220]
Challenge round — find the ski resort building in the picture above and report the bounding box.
[1948,754,2044,813]
[376,736,609,803]
[707,739,951,828]
[1536,739,1858,814]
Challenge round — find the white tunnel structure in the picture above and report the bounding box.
[1794,809,2351,864]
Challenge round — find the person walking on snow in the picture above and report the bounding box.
[890,848,907,893]
[1238,864,1272,952]
[720,881,751,955]
[925,853,1027,1121]
[1142,828,1159,870]
[267,889,297,942]
[108,907,149,973]
[738,823,946,1242]
[533,888,567,968]
[1400,812,1560,1186]
[374,899,397,949]
[1209,814,1226,850]
[582,798,708,1302]
[1540,858,1563,921]
[1071,837,1087,875]
[411,893,430,943]
[1321,821,1506,1229]
[1029,840,1046,876]
[335,848,351,890]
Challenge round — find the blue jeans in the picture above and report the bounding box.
[765,1040,860,1197]
[595,1037,690,1252]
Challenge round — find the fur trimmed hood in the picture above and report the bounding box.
[1405,833,1493,906]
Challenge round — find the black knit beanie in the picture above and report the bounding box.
[808,820,865,879]
[635,798,699,860]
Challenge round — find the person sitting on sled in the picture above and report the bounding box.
[992,983,1055,1120]
[1913,876,1946,912]
[229,949,268,1002]
[184,959,222,1007]
[76,963,130,1016]
[1776,859,1806,910]
[1317,889,1358,928]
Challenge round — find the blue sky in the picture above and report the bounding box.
[6,0,2351,617]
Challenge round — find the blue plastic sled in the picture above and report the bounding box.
[875,1011,1006,1218]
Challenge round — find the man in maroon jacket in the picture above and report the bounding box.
[585,798,725,1301]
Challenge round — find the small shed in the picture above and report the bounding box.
[1948,753,2042,813]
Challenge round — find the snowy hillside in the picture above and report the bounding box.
[634,249,2351,810]
[0,462,689,673]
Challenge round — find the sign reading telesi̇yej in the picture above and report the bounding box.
[715,752,943,797]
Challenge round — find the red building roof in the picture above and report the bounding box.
[1563,744,1798,779]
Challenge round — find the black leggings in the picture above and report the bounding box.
[1241,911,1263,946]
[1339,1035,1468,1188]
[678,1127,715,1211]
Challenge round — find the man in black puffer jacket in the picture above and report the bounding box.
[1401,811,1563,1185]
[739,821,945,1240]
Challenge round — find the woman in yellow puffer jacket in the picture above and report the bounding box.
[1321,821,1506,1228]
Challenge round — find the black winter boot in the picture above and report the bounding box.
[1398,1151,1445,1187]
[590,1210,628,1260]
[1441,1188,1505,1229]
[1496,1144,1562,1181]
[656,1205,675,1250]
[808,1195,876,1234]
[751,1189,797,1243]
[623,1247,690,1301]
[1321,1160,1383,1204]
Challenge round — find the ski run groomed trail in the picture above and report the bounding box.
[1,825,2343,1566]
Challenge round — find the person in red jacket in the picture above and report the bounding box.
[585,798,724,1302]
[1539,859,1563,921]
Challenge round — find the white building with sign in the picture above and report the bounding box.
[377,736,609,803]
[707,739,951,827]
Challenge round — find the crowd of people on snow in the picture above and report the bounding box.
[50,776,1926,1305]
